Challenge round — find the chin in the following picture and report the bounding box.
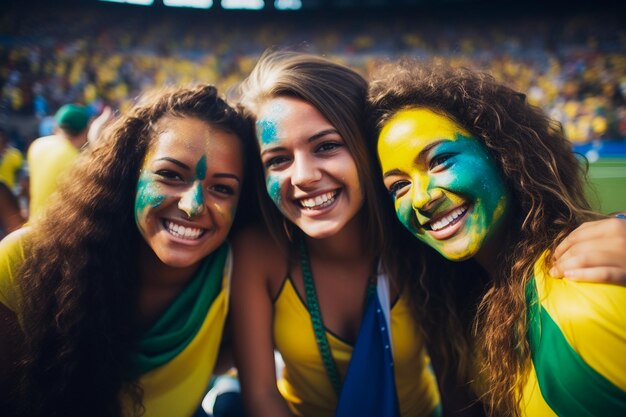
[433,244,478,262]
[299,225,341,240]
[156,252,202,269]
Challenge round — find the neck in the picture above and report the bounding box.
[136,242,201,329]
[304,212,371,265]
[138,243,200,290]
[473,223,508,281]
[69,133,87,150]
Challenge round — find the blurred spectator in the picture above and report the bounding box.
[0,128,24,190]
[27,104,90,220]
[1,4,624,143]
[0,181,25,239]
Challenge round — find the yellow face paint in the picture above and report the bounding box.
[378,108,510,262]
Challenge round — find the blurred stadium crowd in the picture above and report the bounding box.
[1,3,625,151]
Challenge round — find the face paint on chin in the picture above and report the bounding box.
[379,108,510,262]
[134,169,166,232]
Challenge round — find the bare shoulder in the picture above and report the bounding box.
[230,225,289,295]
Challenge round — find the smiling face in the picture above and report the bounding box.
[135,116,243,268]
[255,97,364,239]
[378,108,509,262]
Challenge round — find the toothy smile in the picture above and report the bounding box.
[297,191,337,210]
[163,220,206,240]
[425,204,469,231]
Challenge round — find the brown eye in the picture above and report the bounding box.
[429,153,455,170]
[264,155,290,169]
[211,184,235,196]
[156,170,183,181]
[316,141,342,153]
[388,180,410,198]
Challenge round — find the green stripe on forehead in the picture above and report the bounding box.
[256,101,285,146]
[196,155,207,181]
[256,119,278,146]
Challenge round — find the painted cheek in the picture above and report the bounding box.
[396,197,417,235]
[134,170,166,229]
[266,174,282,208]
[212,202,233,225]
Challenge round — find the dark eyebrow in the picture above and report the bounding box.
[307,129,340,143]
[260,146,285,157]
[213,173,241,184]
[261,129,340,157]
[419,139,446,159]
[156,157,190,171]
[382,168,405,179]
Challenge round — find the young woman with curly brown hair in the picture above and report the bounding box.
[0,84,256,417]
[370,61,626,416]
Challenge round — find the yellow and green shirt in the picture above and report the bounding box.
[0,146,24,189]
[473,253,626,416]
[273,277,440,417]
[0,228,232,417]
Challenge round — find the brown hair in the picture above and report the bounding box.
[17,84,254,417]
[368,61,599,416]
[237,50,402,269]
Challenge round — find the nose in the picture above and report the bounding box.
[291,153,322,187]
[411,177,442,213]
[178,182,205,218]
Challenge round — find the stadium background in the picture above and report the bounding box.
[1,0,625,213]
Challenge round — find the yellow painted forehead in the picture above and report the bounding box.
[379,108,470,148]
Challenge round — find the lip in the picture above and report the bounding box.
[422,203,470,240]
[161,218,212,245]
[293,189,341,216]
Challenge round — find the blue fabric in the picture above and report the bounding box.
[335,293,401,417]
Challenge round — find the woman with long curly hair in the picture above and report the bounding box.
[369,61,626,416]
[0,84,256,417]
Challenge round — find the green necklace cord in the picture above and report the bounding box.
[299,239,376,396]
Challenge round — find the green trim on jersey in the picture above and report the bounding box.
[132,244,228,377]
[525,278,626,416]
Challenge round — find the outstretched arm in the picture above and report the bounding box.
[551,216,626,285]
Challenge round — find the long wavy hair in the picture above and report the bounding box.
[368,61,600,416]
[17,84,254,417]
[236,50,406,279]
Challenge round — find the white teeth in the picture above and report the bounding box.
[164,220,204,240]
[430,205,468,231]
[299,191,336,209]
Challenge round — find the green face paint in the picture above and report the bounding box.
[379,108,510,262]
[256,101,285,146]
[256,118,278,146]
[266,174,281,208]
[181,155,209,217]
[134,169,166,231]
[196,155,207,181]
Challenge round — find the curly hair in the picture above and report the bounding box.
[17,84,254,417]
[368,61,599,416]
